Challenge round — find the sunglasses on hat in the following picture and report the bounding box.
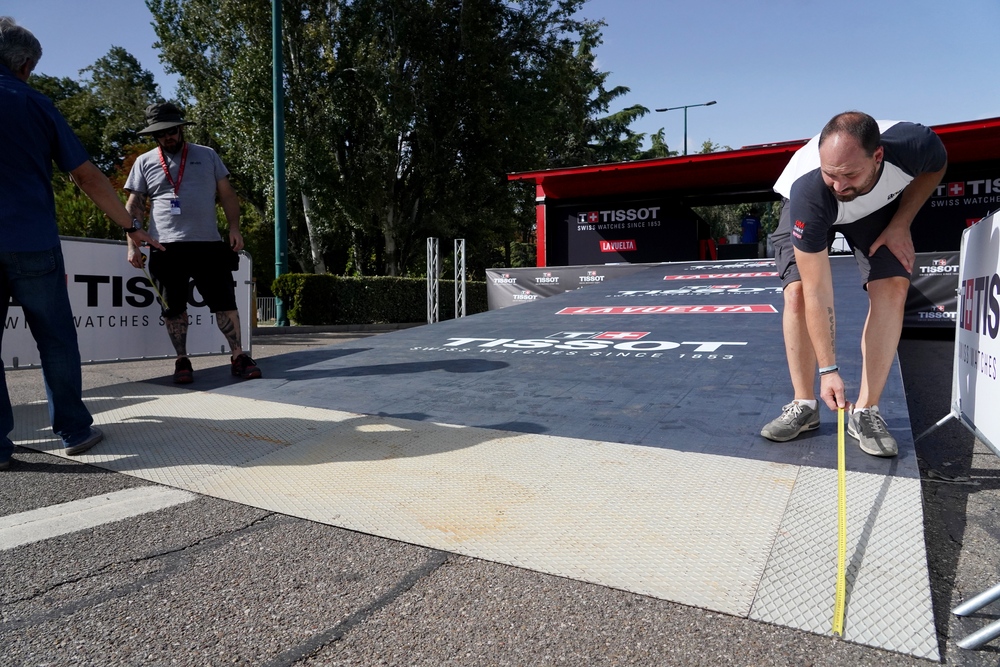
[152,127,181,139]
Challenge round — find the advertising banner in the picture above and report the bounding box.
[955,210,1000,455]
[485,263,658,310]
[915,167,1000,251]
[489,254,958,328]
[545,199,700,266]
[904,252,961,328]
[3,237,253,369]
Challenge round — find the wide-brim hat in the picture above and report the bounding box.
[138,102,194,135]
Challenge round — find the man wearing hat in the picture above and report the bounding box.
[1,17,164,469]
[124,101,262,384]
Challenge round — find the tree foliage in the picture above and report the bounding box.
[145,0,644,279]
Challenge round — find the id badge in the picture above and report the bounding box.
[170,198,182,215]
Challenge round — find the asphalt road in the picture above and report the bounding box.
[2,328,998,666]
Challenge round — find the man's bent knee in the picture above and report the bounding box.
[867,276,910,305]
[783,281,806,315]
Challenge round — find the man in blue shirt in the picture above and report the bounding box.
[0,17,162,470]
[740,209,761,244]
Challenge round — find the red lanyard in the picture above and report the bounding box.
[157,143,188,195]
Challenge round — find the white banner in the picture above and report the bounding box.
[3,237,252,369]
[955,210,1000,455]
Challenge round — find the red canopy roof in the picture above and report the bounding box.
[508,116,1000,203]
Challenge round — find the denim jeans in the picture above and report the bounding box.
[0,246,93,462]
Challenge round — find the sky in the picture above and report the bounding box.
[6,0,1000,154]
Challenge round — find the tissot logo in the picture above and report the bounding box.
[600,239,637,252]
[592,331,650,340]
[440,336,747,353]
[960,273,1000,338]
[535,272,560,284]
[934,178,1000,198]
[408,331,748,361]
[918,308,956,320]
[918,259,959,275]
[577,207,661,224]
[512,290,539,301]
[492,273,517,285]
[580,271,605,283]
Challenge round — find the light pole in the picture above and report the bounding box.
[655,100,717,155]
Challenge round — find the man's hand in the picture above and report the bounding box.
[127,245,146,269]
[868,223,915,274]
[229,229,244,253]
[132,229,164,252]
[819,371,847,411]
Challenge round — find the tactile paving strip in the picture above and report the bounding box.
[750,466,938,659]
[11,385,937,658]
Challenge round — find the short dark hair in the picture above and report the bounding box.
[819,111,880,156]
[0,17,42,74]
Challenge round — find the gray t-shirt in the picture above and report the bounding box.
[124,142,229,243]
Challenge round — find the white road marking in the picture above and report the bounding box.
[0,486,196,551]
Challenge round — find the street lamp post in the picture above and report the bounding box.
[655,100,717,156]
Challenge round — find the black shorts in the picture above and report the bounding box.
[147,241,238,318]
[773,200,911,290]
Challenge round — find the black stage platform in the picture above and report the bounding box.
[222,256,916,478]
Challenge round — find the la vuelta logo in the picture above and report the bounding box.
[600,239,637,252]
[960,273,1000,338]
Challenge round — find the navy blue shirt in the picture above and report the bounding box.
[0,64,90,252]
[773,121,947,253]
[740,215,761,244]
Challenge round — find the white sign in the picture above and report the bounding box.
[955,210,1000,455]
[3,237,253,369]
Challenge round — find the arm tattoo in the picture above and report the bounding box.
[827,306,836,356]
[126,195,146,221]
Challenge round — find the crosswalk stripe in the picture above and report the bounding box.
[0,486,196,551]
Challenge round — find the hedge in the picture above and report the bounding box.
[271,274,489,325]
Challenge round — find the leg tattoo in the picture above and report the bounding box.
[165,312,189,357]
[216,310,243,356]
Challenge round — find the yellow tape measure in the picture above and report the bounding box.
[832,406,847,636]
[139,253,169,311]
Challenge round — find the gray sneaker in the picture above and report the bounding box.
[848,406,898,457]
[761,401,820,442]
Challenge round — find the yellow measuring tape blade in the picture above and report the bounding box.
[140,256,169,312]
[832,406,847,636]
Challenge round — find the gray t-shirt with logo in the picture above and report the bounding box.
[124,142,229,243]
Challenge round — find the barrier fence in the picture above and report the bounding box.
[257,297,277,324]
[914,209,1000,650]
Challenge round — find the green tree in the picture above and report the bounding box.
[79,47,162,171]
[635,128,678,159]
[147,0,646,279]
[29,74,107,167]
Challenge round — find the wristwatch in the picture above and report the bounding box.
[125,218,143,234]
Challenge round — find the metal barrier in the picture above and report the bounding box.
[257,297,277,324]
[427,238,440,323]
